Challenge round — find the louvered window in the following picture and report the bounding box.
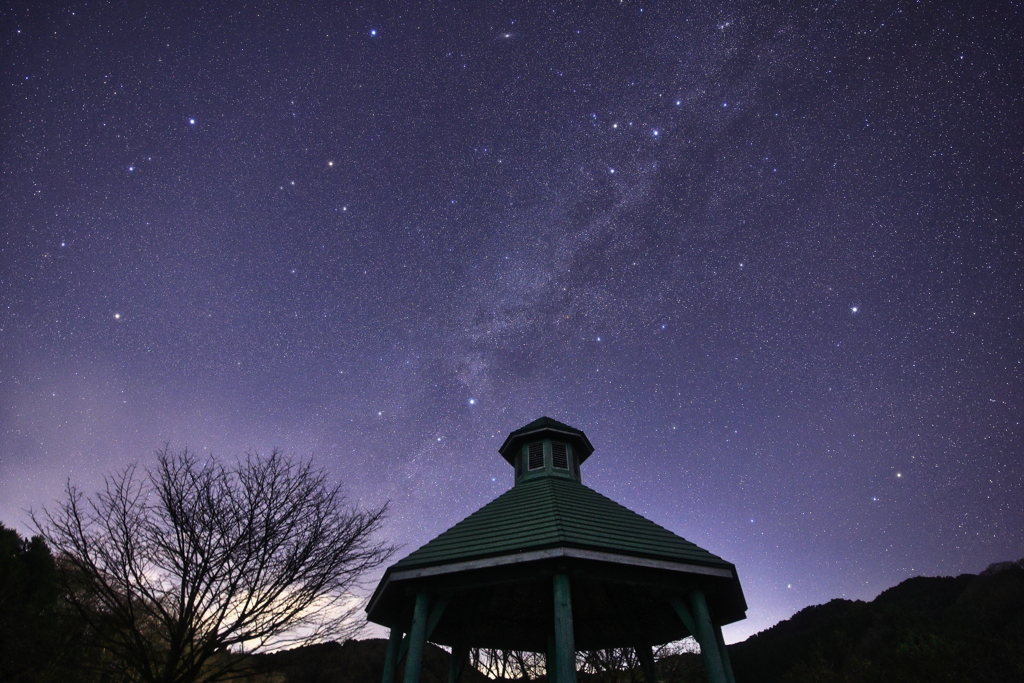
[551,442,569,469]
[528,442,545,470]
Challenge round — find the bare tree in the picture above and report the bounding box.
[578,647,645,683]
[35,447,394,683]
[470,648,546,680]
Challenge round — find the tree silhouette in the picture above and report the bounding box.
[35,447,394,683]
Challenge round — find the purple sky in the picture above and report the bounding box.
[2,0,1022,643]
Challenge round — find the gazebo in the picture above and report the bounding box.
[366,417,745,683]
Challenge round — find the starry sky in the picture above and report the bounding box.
[2,0,1022,643]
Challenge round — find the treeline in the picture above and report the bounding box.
[0,523,93,683]
[4,519,1023,683]
[641,560,1024,683]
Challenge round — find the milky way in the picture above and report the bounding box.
[2,1,1022,642]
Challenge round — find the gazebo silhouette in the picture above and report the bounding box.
[367,417,745,683]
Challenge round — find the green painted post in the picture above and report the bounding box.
[547,634,558,683]
[713,625,736,683]
[448,644,468,683]
[381,627,404,683]
[552,574,577,683]
[688,591,727,683]
[426,596,449,639]
[636,645,657,683]
[403,593,431,683]
[670,598,697,637]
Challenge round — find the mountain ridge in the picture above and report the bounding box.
[230,560,1024,683]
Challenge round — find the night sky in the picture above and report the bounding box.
[2,0,1022,643]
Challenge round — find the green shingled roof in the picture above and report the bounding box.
[392,476,730,571]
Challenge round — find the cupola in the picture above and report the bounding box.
[498,416,595,484]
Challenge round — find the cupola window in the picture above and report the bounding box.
[527,442,545,470]
[552,442,569,469]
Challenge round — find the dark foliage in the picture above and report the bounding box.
[242,639,491,683]
[724,560,1024,683]
[0,524,91,683]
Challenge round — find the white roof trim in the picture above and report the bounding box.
[389,547,735,581]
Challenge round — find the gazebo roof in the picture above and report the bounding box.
[390,476,732,573]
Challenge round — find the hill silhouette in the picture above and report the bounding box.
[241,639,492,683]
[241,561,1023,683]
[721,559,1024,682]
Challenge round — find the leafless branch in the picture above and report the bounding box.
[34,447,395,683]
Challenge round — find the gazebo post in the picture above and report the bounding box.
[688,591,727,683]
[552,574,577,683]
[381,626,404,683]
[713,624,736,683]
[547,635,558,683]
[403,593,431,683]
[448,644,468,683]
[636,644,657,683]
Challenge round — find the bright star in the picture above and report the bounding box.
[114,313,121,320]
[468,398,476,405]
[189,118,196,125]
[369,29,377,36]
[851,306,859,313]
